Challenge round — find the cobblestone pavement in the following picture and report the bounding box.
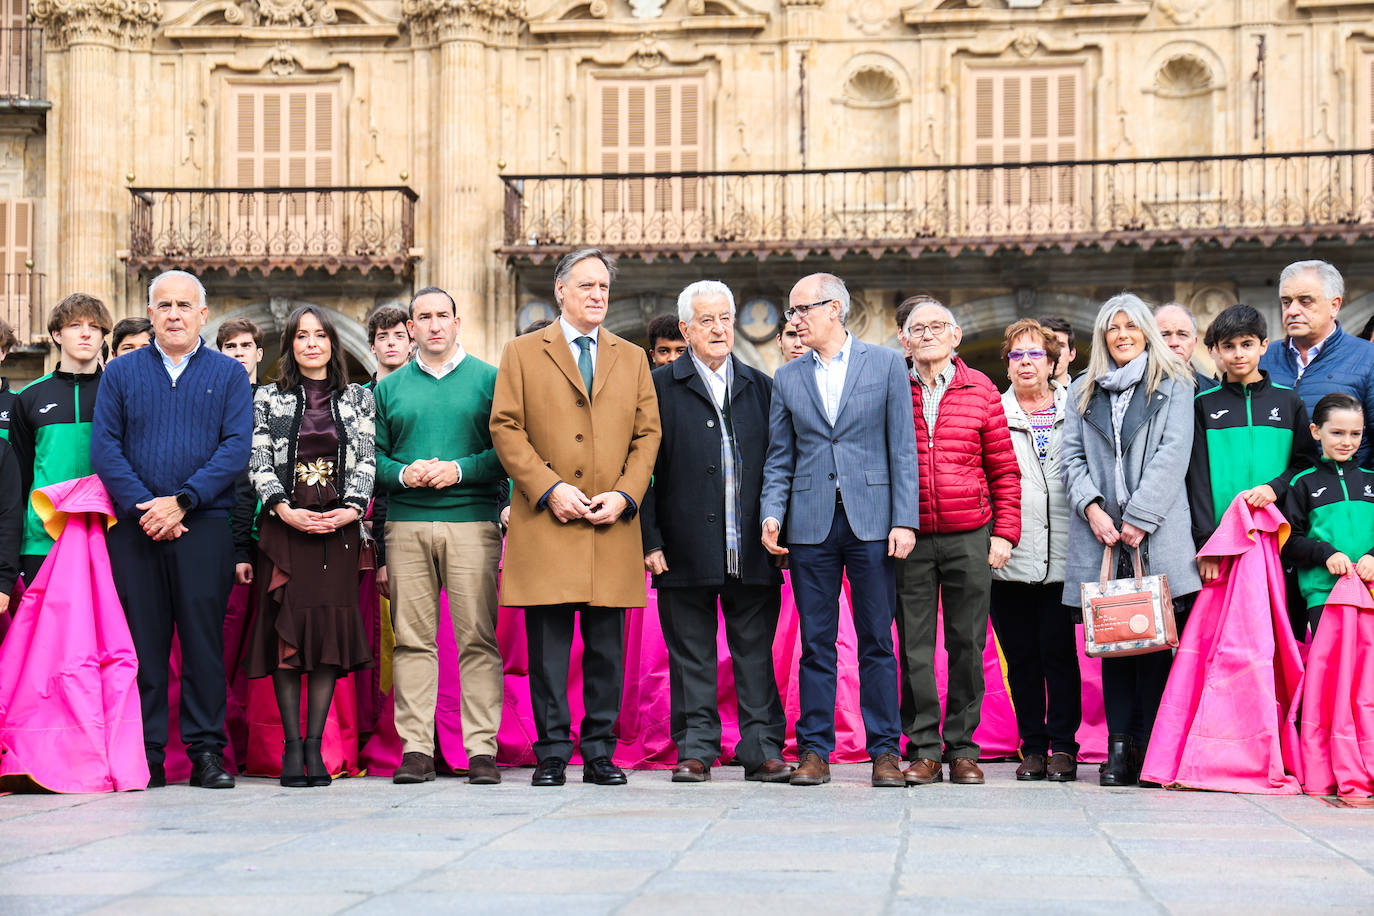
[2,763,1372,914]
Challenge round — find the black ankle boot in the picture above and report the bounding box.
[1099,734,1137,787]
[281,738,307,788]
[1132,740,1157,787]
[304,737,331,787]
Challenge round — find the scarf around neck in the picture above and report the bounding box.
[1096,354,1149,508]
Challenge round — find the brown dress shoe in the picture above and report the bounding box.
[466,754,501,785]
[903,758,943,785]
[1047,752,1078,782]
[790,751,831,786]
[1016,753,1047,781]
[745,758,794,783]
[872,752,905,788]
[393,752,436,784]
[671,759,711,783]
[949,757,985,785]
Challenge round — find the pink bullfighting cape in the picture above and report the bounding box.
[0,476,148,793]
[1141,498,1305,793]
[1300,573,1374,798]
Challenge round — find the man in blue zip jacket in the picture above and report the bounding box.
[1259,260,1374,466]
[91,270,252,790]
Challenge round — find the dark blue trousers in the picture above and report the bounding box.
[788,504,901,759]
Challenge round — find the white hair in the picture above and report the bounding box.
[1280,259,1344,301]
[676,280,736,323]
[148,270,207,311]
[902,298,960,336]
[813,273,851,323]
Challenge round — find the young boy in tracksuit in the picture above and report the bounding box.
[9,294,112,584]
[1188,304,1318,585]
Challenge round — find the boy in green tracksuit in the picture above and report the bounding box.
[10,293,112,583]
[1188,304,1317,584]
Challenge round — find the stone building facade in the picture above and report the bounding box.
[1,0,1372,378]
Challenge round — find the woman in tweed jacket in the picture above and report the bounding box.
[244,305,376,787]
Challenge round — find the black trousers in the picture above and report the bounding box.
[107,515,234,766]
[988,580,1082,757]
[525,604,624,762]
[20,554,42,589]
[658,581,784,771]
[1100,593,1193,744]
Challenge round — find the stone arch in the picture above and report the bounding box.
[205,298,376,375]
[1141,42,1225,168]
[1339,289,1374,342]
[832,53,912,170]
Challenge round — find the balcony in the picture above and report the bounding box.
[126,186,419,277]
[499,149,1374,263]
[0,271,44,344]
[0,27,43,105]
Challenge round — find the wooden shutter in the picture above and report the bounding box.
[969,67,1081,207]
[229,83,341,227]
[0,199,33,340]
[594,76,705,216]
[0,0,26,98]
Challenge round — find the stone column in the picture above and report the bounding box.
[31,0,159,309]
[403,0,522,361]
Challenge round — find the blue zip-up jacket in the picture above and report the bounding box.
[91,338,253,519]
[1259,322,1374,465]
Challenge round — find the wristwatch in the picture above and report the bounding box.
[175,492,193,512]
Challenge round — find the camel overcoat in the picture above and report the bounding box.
[491,323,661,609]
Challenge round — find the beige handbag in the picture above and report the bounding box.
[1081,544,1178,658]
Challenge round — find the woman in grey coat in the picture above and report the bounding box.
[1061,293,1201,787]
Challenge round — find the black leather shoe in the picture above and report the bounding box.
[583,756,627,785]
[146,762,166,789]
[280,739,308,788]
[532,756,568,786]
[189,753,236,789]
[1099,734,1137,787]
[303,737,331,787]
[1016,753,1048,781]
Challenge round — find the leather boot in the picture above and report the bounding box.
[280,739,307,788]
[1099,734,1136,787]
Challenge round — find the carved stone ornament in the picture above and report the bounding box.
[267,40,298,74]
[848,0,895,35]
[402,0,526,44]
[223,0,338,27]
[30,0,162,49]
[1011,28,1039,57]
[1155,0,1210,24]
[629,0,665,17]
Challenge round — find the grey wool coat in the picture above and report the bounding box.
[1059,372,1201,606]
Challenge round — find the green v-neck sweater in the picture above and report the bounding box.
[374,357,505,522]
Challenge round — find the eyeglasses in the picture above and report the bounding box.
[784,299,833,322]
[1008,348,1048,362]
[905,321,951,339]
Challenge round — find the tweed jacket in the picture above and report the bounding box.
[249,382,376,515]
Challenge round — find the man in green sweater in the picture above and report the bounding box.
[375,286,506,786]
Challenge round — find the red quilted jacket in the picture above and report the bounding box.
[910,358,1021,541]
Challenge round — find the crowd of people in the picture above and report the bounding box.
[0,253,1370,795]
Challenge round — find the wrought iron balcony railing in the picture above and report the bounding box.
[127,186,419,276]
[0,28,42,103]
[500,149,1374,261]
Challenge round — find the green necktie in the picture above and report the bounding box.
[576,336,594,395]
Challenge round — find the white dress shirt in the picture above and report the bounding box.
[400,345,467,486]
[155,336,203,385]
[559,316,599,375]
[690,349,730,409]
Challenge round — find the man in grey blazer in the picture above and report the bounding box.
[761,272,919,788]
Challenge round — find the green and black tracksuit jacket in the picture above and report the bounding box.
[9,368,100,560]
[0,378,15,440]
[1187,372,1317,547]
[1280,457,1374,611]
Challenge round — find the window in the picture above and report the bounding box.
[967,67,1083,209]
[227,83,342,226]
[0,0,28,98]
[0,198,34,340]
[593,77,704,219]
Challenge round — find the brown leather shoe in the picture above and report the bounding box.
[871,752,905,788]
[903,758,942,785]
[1047,752,1078,782]
[1016,753,1047,781]
[466,754,501,785]
[950,757,985,785]
[393,752,436,784]
[671,758,711,783]
[745,757,794,783]
[790,751,830,786]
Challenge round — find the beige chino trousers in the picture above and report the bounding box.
[388,520,504,759]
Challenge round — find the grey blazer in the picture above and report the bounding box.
[761,338,919,544]
[1059,373,1202,604]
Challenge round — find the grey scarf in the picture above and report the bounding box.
[1096,354,1148,509]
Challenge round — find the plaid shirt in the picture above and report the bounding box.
[912,360,956,443]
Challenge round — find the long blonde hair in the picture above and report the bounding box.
[1076,293,1192,413]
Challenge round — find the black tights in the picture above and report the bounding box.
[272,666,340,741]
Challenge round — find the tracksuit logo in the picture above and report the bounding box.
[38,403,57,414]
[1209,409,1229,420]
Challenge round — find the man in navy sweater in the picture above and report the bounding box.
[1259,260,1374,465]
[91,270,252,790]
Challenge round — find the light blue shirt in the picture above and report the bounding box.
[1288,328,1335,378]
[154,336,203,386]
[559,316,599,375]
[812,331,853,425]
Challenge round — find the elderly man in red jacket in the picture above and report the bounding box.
[895,296,1021,786]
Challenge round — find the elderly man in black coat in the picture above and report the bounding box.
[641,280,790,785]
